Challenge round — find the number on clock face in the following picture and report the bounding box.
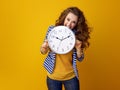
[47,26,75,54]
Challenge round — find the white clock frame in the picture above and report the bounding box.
[47,26,76,54]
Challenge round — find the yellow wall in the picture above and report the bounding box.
[0,0,120,90]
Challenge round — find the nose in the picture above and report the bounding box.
[66,22,71,28]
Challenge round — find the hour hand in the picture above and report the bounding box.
[55,36,62,41]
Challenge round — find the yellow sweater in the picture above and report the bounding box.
[47,51,75,80]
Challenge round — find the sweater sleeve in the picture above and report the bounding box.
[45,25,54,40]
[77,53,84,61]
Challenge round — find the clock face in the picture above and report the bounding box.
[47,26,75,54]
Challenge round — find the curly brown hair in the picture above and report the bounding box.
[55,7,91,49]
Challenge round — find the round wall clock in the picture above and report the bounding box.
[47,26,75,54]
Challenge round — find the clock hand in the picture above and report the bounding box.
[62,35,71,40]
[55,36,62,41]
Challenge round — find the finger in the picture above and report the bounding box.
[43,39,48,44]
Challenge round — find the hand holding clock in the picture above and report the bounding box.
[41,26,83,56]
[40,39,83,58]
[75,40,83,58]
[40,40,49,54]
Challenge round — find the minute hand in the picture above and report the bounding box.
[62,35,71,41]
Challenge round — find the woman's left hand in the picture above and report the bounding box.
[75,40,83,58]
[75,39,82,50]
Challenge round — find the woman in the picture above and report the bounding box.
[40,6,91,90]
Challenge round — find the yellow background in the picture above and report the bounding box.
[0,0,120,90]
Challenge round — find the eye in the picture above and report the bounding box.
[72,21,76,24]
[67,18,70,21]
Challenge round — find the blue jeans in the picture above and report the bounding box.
[47,76,80,90]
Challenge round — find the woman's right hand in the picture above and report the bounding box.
[42,40,49,48]
[40,40,49,54]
